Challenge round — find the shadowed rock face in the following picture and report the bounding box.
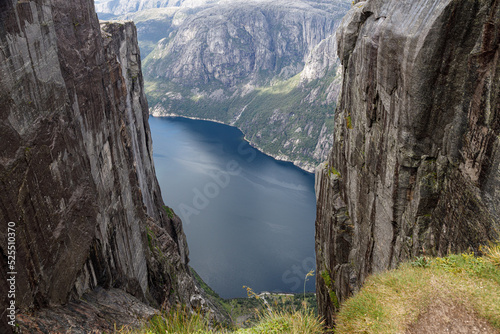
[0,0,201,332]
[315,0,499,327]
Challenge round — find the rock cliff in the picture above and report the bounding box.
[145,0,350,171]
[315,0,500,327]
[145,1,339,86]
[0,0,205,332]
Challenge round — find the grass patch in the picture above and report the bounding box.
[162,205,174,219]
[120,305,325,334]
[123,303,324,334]
[236,307,325,334]
[335,248,500,333]
[118,273,321,333]
[483,242,500,267]
[345,114,352,129]
[116,306,214,334]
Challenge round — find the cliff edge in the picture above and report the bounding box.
[0,0,204,332]
[315,0,499,327]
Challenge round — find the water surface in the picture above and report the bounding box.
[150,116,316,298]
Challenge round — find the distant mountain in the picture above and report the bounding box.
[95,0,219,16]
[121,0,350,170]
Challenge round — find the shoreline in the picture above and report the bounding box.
[150,112,316,173]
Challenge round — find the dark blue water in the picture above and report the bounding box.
[149,116,316,298]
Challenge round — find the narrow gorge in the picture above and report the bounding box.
[1,0,499,332]
[315,0,500,327]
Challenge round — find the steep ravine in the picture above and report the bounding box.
[315,0,500,327]
[0,0,217,332]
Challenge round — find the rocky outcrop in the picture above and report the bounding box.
[0,0,206,332]
[16,288,158,333]
[315,0,500,327]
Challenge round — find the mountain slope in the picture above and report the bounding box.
[95,0,219,16]
[142,0,350,170]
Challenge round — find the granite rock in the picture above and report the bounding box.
[315,0,500,327]
[0,0,207,332]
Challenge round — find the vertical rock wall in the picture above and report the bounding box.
[315,0,500,327]
[0,0,197,331]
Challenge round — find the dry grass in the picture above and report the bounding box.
[236,307,326,334]
[119,295,325,334]
[335,250,500,334]
[483,242,500,267]
[118,247,500,334]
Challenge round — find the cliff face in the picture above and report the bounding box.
[145,0,350,171]
[0,0,200,331]
[315,0,500,327]
[145,1,338,87]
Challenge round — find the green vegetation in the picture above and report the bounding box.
[116,270,322,334]
[483,242,500,267]
[191,268,222,301]
[190,266,319,327]
[140,307,212,334]
[214,290,318,328]
[144,63,340,169]
[126,238,500,334]
[320,271,339,309]
[119,303,324,334]
[116,290,321,334]
[345,114,352,129]
[324,164,341,178]
[162,205,174,219]
[335,244,500,333]
[236,307,325,334]
[145,226,154,251]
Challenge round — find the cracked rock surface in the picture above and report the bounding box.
[0,0,220,332]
